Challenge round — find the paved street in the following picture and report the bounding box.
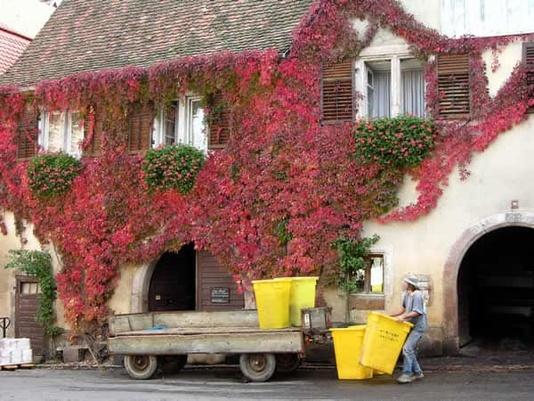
[1,365,533,401]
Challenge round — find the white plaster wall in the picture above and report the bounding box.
[482,41,523,97]
[401,0,441,31]
[363,113,534,327]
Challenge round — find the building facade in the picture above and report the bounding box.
[0,0,533,358]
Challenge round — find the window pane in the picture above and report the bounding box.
[47,112,65,152]
[369,255,384,294]
[366,62,391,118]
[164,103,177,146]
[70,112,84,155]
[401,68,425,117]
[188,99,206,151]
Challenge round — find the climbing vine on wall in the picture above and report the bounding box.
[0,0,533,332]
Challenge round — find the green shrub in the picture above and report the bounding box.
[28,153,82,199]
[143,145,205,194]
[354,115,435,168]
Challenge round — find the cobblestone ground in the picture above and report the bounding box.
[1,363,533,401]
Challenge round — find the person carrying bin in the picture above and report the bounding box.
[390,274,427,384]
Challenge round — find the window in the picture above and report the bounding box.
[164,102,178,146]
[41,110,84,157]
[20,282,41,295]
[366,60,391,118]
[401,59,425,117]
[350,254,384,294]
[441,0,534,38]
[357,56,426,119]
[153,96,208,153]
[186,96,207,152]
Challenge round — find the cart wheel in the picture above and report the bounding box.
[159,354,188,374]
[239,353,276,382]
[124,355,158,380]
[275,353,301,373]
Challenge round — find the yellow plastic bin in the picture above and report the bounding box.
[360,312,413,375]
[330,325,373,380]
[252,279,291,329]
[276,276,318,326]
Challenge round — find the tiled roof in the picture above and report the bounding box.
[0,27,31,75]
[0,0,313,86]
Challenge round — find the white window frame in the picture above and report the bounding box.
[39,110,83,157]
[153,95,208,153]
[355,45,426,119]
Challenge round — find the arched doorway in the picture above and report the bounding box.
[148,243,196,312]
[457,226,534,348]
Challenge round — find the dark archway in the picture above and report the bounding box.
[458,226,534,348]
[148,243,196,312]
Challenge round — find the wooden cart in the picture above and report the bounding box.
[108,310,304,382]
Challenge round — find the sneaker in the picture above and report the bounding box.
[413,372,424,380]
[396,373,415,384]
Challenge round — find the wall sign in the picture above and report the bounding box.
[210,287,230,304]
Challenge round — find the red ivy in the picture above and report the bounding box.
[0,0,533,331]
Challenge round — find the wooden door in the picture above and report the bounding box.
[15,276,45,359]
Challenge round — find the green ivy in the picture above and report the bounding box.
[274,218,293,247]
[28,153,82,199]
[333,234,379,294]
[354,115,435,169]
[143,145,205,194]
[5,250,63,337]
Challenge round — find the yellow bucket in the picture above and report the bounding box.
[330,325,373,380]
[360,312,413,375]
[276,276,318,326]
[252,279,291,329]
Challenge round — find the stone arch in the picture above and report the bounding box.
[130,261,157,313]
[442,211,534,354]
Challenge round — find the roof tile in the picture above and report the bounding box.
[1,0,312,86]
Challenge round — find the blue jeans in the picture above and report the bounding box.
[402,329,424,375]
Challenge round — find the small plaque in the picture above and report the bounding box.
[210,287,230,304]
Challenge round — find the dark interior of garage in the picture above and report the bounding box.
[458,227,534,348]
[148,243,196,312]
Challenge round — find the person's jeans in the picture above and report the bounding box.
[402,329,424,375]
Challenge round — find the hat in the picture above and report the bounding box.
[403,275,420,289]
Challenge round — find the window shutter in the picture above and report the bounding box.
[208,94,232,150]
[321,60,354,123]
[524,42,534,113]
[84,106,103,156]
[127,103,155,153]
[437,54,470,118]
[16,107,39,159]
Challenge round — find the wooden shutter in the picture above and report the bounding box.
[321,60,354,123]
[525,42,534,113]
[208,94,232,150]
[84,106,103,157]
[16,107,39,159]
[127,103,155,153]
[437,54,470,118]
